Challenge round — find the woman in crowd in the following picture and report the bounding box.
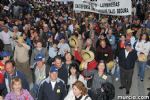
[64,52,75,71]
[67,63,86,91]
[65,81,91,100]
[83,60,112,99]
[135,33,150,81]
[96,40,113,73]
[4,77,33,100]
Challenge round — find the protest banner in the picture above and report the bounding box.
[74,0,132,16]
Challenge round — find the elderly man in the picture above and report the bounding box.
[0,26,12,53]
[118,41,137,95]
[38,66,67,100]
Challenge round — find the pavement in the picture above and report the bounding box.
[113,62,150,100]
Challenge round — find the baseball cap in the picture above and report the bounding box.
[0,51,11,57]
[50,66,58,73]
[34,53,44,62]
[125,41,131,47]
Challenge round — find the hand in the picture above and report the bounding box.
[85,76,92,80]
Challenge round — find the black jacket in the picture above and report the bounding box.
[38,77,67,100]
[118,49,137,70]
[58,64,68,85]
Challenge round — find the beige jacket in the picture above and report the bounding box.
[14,44,30,63]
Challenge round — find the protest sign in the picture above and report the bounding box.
[74,0,132,16]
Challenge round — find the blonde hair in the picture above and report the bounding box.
[73,81,87,96]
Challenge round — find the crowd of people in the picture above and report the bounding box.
[0,0,150,100]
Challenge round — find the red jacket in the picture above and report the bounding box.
[74,50,98,71]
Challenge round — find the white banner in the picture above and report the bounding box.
[51,0,73,2]
[74,0,132,16]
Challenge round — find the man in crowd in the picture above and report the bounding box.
[0,26,12,53]
[118,41,137,94]
[53,56,68,84]
[3,60,29,95]
[38,66,67,100]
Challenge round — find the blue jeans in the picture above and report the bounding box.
[31,84,39,98]
[138,61,147,80]
[114,64,120,79]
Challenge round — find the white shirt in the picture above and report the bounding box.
[64,90,91,100]
[125,50,129,58]
[68,24,74,33]
[67,75,86,91]
[0,31,12,44]
[58,43,70,56]
[49,47,57,58]
[51,81,56,90]
[135,40,150,56]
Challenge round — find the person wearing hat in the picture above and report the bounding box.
[126,29,136,48]
[118,41,137,95]
[30,40,48,69]
[31,53,49,98]
[0,51,11,95]
[83,60,112,99]
[0,26,13,54]
[38,66,67,100]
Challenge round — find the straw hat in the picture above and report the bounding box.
[81,50,95,62]
[69,36,78,48]
[106,61,115,70]
[126,29,134,33]
[138,54,147,62]
[79,61,88,71]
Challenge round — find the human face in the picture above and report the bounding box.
[5,63,15,75]
[49,72,58,81]
[98,63,105,73]
[65,53,72,61]
[125,45,131,51]
[3,56,10,62]
[70,67,76,75]
[37,61,43,68]
[86,39,91,46]
[142,34,146,40]
[12,81,22,92]
[36,42,42,48]
[73,85,82,97]
[3,27,8,33]
[120,35,125,41]
[108,29,112,35]
[13,28,18,33]
[100,41,106,48]
[54,59,62,68]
